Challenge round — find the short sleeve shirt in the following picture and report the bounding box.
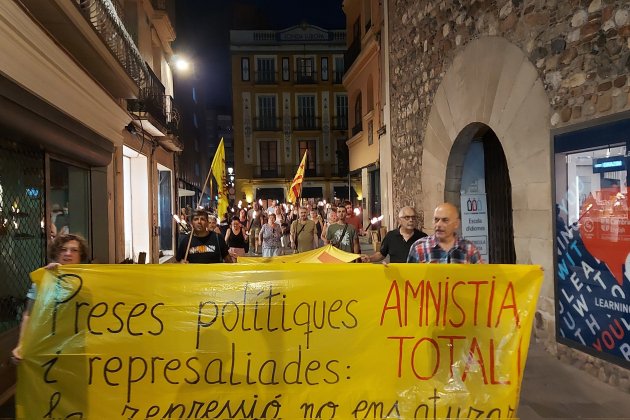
[326,223,358,253]
[380,228,427,263]
[290,219,317,253]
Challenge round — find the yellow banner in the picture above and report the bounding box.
[17,264,542,419]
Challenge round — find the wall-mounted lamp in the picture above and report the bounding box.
[125,122,137,135]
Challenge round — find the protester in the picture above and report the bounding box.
[290,207,318,253]
[321,206,338,243]
[259,213,283,257]
[176,210,231,263]
[362,206,427,263]
[407,202,483,263]
[12,234,89,361]
[325,206,360,254]
[225,216,248,258]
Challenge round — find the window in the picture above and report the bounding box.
[333,56,344,83]
[241,57,250,81]
[321,57,329,81]
[49,159,91,241]
[553,118,629,369]
[282,57,290,81]
[123,146,150,263]
[259,141,278,177]
[298,140,317,176]
[296,57,315,83]
[296,95,317,130]
[256,95,277,130]
[334,94,348,130]
[352,93,363,136]
[157,164,173,260]
[256,57,276,83]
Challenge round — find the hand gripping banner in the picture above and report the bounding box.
[17,263,542,419]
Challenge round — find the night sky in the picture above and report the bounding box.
[175,0,345,108]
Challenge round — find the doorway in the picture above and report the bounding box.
[445,123,516,264]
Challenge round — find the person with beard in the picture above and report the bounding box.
[176,210,231,263]
[407,202,482,264]
[361,206,427,263]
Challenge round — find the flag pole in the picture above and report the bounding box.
[184,159,215,262]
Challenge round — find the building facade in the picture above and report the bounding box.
[0,0,180,403]
[387,0,630,389]
[343,0,394,227]
[230,24,349,207]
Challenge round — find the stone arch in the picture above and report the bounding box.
[421,36,553,274]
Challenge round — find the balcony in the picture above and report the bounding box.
[333,116,348,131]
[345,38,361,72]
[294,117,321,131]
[351,122,363,137]
[149,0,176,54]
[158,95,183,152]
[333,71,344,84]
[254,117,281,131]
[253,165,285,178]
[255,71,277,84]
[127,65,168,136]
[331,163,349,178]
[21,0,146,99]
[295,72,318,84]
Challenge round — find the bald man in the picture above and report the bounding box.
[361,206,427,263]
[407,202,483,264]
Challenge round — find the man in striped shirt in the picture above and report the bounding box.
[407,202,483,264]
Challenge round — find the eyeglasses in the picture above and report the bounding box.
[400,215,417,220]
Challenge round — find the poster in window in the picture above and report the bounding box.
[282,57,289,81]
[241,58,250,81]
[321,57,329,81]
[553,120,630,369]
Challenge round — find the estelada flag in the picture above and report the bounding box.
[287,150,307,203]
[211,138,228,218]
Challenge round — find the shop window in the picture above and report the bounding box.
[553,119,629,368]
[123,146,149,263]
[49,159,91,242]
[0,141,44,332]
[158,165,173,261]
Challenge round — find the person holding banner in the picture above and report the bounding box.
[12,233,89,362]
[176,210,231,264]
[407,202,483,264]
[361,206,427,263]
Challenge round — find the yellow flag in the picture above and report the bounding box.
[288,150,307,203]
[211,138,228,218]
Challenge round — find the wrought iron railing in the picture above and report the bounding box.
[253,165,285,178]
[164,95,180,135]
[333,116,348,130]
[127,65,167,127]
[345,38,361,72]
[254,117,281,131]
[294,117,321,131]
[351,122,363,137]
[72,0,148,91]
[255,71,277,84]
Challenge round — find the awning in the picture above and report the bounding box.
[333,186,358,199]
[178,188,196,197]
[301,186,323,198]
[256,187,284,202]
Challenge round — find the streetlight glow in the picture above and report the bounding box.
[175,57,190,72]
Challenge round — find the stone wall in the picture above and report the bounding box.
[388,0,630,391]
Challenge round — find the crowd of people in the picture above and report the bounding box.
[175,200,483,266]
[12,201,482,362]
[175,199,367,262]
